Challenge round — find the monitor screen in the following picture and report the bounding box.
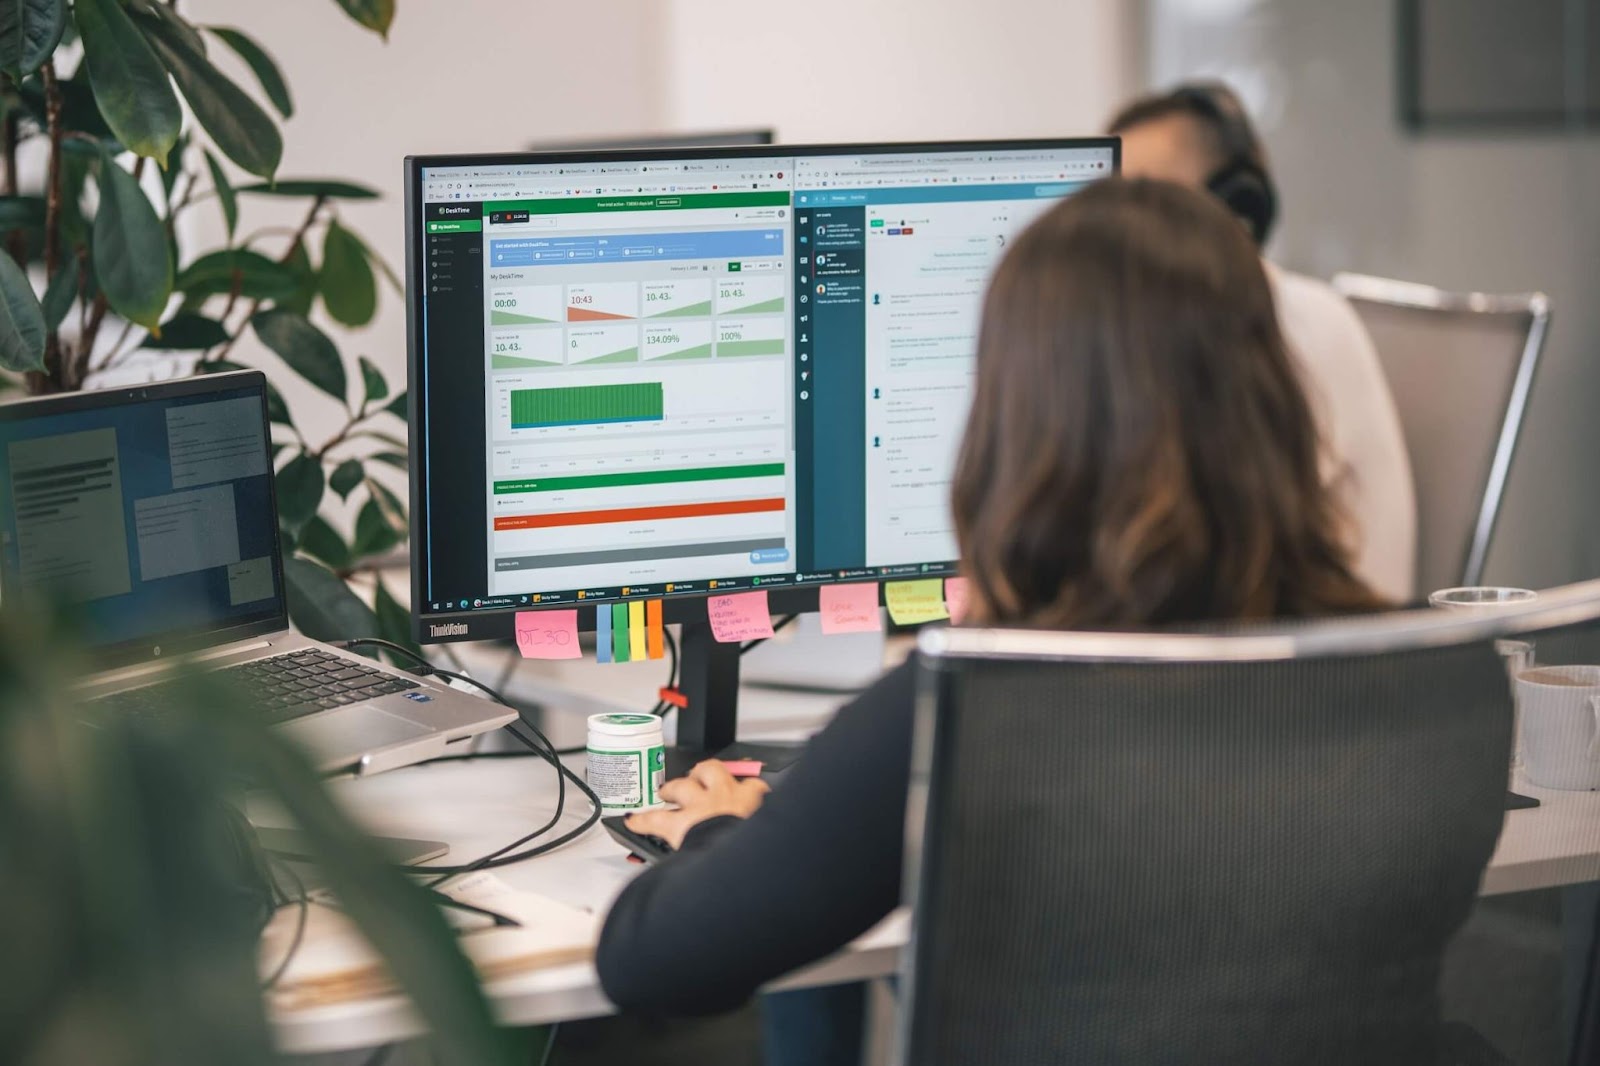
[407,139,1117,641]
[0,373,285,658]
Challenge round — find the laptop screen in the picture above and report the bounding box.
[0,372,286,657]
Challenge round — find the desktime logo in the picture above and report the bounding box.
[430,623,469,638]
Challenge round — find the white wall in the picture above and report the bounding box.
[176,0,666,450]
[660,0,1139,142]
[1149,0,1600,590]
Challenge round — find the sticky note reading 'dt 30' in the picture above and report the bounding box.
[515,609,581,659]
[707,589,775,643]
[885,579,949,625]
[819,582,882,634]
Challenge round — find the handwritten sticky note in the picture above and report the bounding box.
[515,609,581,660]
[707,589,775,643]
[819,582,882,634]
[595,603,613,663]
[944,577,971,625]
[721,759,764,778]
[612,603,631,662]
[646,599,665,660]
[885,579,949,626]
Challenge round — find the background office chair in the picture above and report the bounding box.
[1332,273,1550,599]
[895,588,1600,1065]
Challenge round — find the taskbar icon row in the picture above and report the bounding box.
[426,561,958,613]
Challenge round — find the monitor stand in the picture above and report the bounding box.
[666,621,805,780]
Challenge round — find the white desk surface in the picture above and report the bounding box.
[266,652,1600,1055]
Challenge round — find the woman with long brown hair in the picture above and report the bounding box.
[595,179,1387,1036]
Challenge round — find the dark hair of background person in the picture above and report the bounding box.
[951,178,1386,627]
[1107,81,1279,246]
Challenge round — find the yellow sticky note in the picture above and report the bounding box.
[885,579,949,626]
[628,600,645,654]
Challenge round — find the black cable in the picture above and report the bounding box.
[260,855,310,991]
[537,1022,560,1066]
[335,639,604,877]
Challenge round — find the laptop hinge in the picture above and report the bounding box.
[89,638,276,688]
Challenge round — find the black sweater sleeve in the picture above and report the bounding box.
[595,659,917,1015]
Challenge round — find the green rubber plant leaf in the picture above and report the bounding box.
[320,217,376,327]
[125,0,206,55]
[74,0,180,165]
[38,262,76,331]
[139,311,227,350]
[235,178,379,200]
[278,240,318,316]
[371,451,407,472]
[351,497,400,559]
[373,576,419,657]
[281,555,380,641]
[384,389,408,422]
[206,26,292,118]
[177,248,299,301]
[203,149,237,241]
[251,308,346,403]
[0,0,66,83]
[274,452,325,529]
[92,152,174,329]
[332,0,395,39]
[358,355,388,404]
[328,458,363,500]
[141,10,281,179]
[0,246,46,372]
[296,513,351,569]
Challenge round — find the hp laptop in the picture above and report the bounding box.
[0,370,513,776]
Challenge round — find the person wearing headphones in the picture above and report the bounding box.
[1108,82,1417,604]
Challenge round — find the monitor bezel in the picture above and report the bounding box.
[405,137,1121,644]
[0,369,290,666]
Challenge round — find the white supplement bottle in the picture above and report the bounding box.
[586,713,666,811]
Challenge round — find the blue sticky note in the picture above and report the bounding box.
[595,603,613,663]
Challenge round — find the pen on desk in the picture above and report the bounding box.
[427,890,524,929]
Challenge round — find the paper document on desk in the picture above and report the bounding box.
[262,872,599,1010]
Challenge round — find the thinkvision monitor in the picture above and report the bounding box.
[405,138,1118,644]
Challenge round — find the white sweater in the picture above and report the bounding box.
[1266,263,1418,603]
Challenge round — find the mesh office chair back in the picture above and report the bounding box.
[1332,273,1549,598]
[896,590,1600,1066]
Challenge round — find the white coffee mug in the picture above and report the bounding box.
[1515,666,1600,791]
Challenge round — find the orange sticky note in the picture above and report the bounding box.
[515,609,581,660]
[819,582,882,634]
[706,589,774,643]
[944,577,971,624]
[646,599,665,660]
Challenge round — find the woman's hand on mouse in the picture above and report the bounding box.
[625,759,770,849]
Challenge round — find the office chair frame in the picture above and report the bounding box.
[1333,271,1551,588]
[898,580,1600,1065]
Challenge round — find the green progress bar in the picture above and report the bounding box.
[510,381,664,428]
[495,462,784,494]
[717,338,785,358]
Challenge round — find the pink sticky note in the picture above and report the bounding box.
[706,590,774,643]
[515,609,581,659]
[720,759,765,778]
[944,577,971,624]
[819,582,882,635]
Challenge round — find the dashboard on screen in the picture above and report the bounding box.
[407,140,1117,639]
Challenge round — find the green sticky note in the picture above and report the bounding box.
[612,603,631,661]
[885,579,950,626]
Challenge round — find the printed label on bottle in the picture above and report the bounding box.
[587,747,645,809]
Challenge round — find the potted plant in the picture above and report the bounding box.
[0,0,412,647]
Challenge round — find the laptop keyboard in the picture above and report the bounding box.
[92,648,421,725]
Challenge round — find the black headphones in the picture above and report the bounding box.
[1170,84,1279,248]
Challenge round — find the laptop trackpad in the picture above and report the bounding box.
[287,705,433,757]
